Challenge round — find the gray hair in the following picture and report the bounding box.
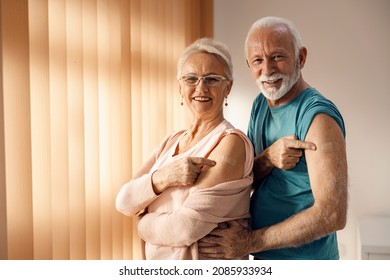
[177,38,233,81]
[245,16,303,58]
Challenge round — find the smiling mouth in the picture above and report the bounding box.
[193,97,211,102]
[263,78,282,85]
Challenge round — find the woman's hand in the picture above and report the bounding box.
[151,157,216,194]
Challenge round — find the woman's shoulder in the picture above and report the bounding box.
[217,132,253,161]
[215,129,254,176]
[222,124,253,150]
[221,120,248,137]
[161,129,187,144]
[155,129,187,156]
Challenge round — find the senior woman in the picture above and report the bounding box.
[116,38,254,260]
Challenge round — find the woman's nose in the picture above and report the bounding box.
[195,78,208,91]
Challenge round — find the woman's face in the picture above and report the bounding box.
[179,52,232,121]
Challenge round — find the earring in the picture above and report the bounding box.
[181,96,184,106]
[225,97,228,106]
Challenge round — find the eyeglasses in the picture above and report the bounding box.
[180,75,227,87]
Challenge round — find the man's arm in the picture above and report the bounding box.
[199,113,348,259]
[252,113,347,250]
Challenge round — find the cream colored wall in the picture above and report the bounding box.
[214,0,390,259]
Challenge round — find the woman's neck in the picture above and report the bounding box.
[176,115,224,155]
[188,114,224,139]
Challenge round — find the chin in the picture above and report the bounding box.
[260,87,287,100]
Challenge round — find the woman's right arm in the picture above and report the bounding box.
[115,149,160,216]
[116,127,218,217]
[116,147,216,216]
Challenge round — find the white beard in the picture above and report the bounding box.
[256,63,300,101]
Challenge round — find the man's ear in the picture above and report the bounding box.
[299,47,307,69]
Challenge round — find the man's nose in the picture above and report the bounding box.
[261,59,275,77]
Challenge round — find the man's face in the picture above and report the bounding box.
[246,25,300,101]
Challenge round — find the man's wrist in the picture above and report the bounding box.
[247,228,266,254]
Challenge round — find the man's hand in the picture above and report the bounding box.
[252,135,316,184]
[198,220,252,259]
[265,135,316,170]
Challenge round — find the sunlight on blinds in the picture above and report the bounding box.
[0,0,213,260]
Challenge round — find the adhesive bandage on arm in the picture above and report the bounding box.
[317,141,342,153]
[216,155,237,166]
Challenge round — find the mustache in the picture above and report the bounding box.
[258,73,286,83]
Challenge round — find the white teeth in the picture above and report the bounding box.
[193,97,211,101]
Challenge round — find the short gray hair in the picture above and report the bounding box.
[177,38,233,81]
[245,16,303,58]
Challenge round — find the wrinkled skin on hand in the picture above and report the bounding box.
[198,220,252,260]
[266,135,316,170]
[152,157,216,193]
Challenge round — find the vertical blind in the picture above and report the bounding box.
[0,0,213,260]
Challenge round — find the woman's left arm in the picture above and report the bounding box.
[138,134,252,246]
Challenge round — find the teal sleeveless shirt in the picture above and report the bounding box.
[248,88,345,260]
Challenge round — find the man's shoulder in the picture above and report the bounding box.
[298,88,340,112]
[300,87,324,101]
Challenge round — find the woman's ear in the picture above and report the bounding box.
[225,80,233,97]
[178,80,182,94]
